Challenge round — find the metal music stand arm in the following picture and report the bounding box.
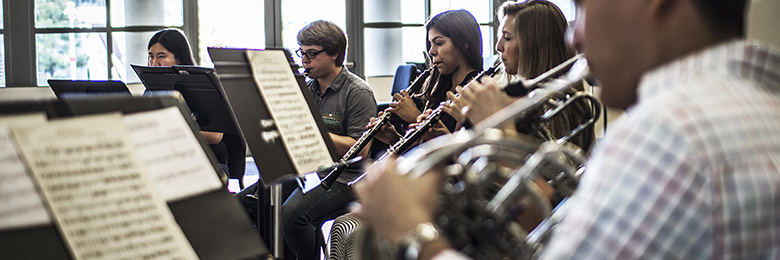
[270,183,284,259]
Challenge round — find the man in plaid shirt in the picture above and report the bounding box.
[542,0,780,258]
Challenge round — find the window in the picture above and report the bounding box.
[33,0,184,85]
[5,1,560,87]
[281,0,346,67]
[547,0,576,22]
[364,0,501,77]
[198,0,265,67]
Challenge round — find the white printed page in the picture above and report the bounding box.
[246,50,332,175]
[124,106,223,202]
[0,113,50,230]
[11,113,198,260]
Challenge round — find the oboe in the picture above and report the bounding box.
[390,68,498,154]
[318,68,432,190]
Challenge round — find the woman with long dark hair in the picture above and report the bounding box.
[373,9,484,145]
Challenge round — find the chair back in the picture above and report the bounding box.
[391,64,419,96]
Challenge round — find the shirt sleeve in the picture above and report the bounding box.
[540,108,712,259]
[344,87,377,139]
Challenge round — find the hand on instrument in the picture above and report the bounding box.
[368,110,402,145]
[387,90,422,123]
[409,108,451,141]
[440,87,468,123]
[352,156,443,243]
[460,77,518,124]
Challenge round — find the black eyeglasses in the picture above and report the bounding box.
[295,48,326,59]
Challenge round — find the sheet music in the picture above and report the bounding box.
[124,107,223,202]
[246,50,332,175]
[0,113,51,230]
[11,113,198,260]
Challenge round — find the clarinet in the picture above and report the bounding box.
[349,67,498,185]
[318,68,432,190]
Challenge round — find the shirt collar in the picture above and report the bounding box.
[637,39,780,102]
[311,65,348,94]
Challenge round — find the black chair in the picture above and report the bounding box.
[369,64,421,159]
[391,64,420,96]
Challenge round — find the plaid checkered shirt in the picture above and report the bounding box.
[541,40,780,259]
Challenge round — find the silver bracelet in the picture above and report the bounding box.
[397,222,440,260]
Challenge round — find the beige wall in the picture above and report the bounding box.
[747,0,780,49]
[367,76,395,103]
[0,83,148,102]
[0,87,56,101]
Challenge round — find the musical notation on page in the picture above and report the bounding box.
[123,106,223,202]
[246,50,332,175]
[0,113,50,231]
[11,113,197,260]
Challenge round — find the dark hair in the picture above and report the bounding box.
[297,20,348,66]
[148,28,196,65]
[421,9,483,107]
[690,0,746,36]
[499,0,574,79]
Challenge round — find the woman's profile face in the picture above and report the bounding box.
[148,43,179,67]
[427,28,466,75]
[496,14,521,76]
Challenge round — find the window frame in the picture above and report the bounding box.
[2,0,505,86]
[358,0,508,77]
[3,0,196,87]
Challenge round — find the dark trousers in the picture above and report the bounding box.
[282,182,355,260]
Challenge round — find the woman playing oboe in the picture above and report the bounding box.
[371,9,484,145]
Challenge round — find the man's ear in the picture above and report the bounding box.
[649,0,676,18]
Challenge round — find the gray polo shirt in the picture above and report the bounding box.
[308,66,376,183]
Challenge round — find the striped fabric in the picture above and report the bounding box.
[328,213,362,260]
[541,40,780,259]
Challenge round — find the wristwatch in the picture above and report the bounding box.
[397,222,440,260]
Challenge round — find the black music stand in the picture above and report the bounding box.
[131,65,247,182]
[0,93,268,260]
[208,47,338,259]
[47,79,131,99]
[206,48,338,184]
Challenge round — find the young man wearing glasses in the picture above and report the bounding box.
[283,20,376,260]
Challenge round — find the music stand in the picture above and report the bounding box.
[47,79,131,99]
[208,47,338,258]
[0,93,268,260]
[131,65,247,181]
[206,48,338,184]
[131,65,239,135]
